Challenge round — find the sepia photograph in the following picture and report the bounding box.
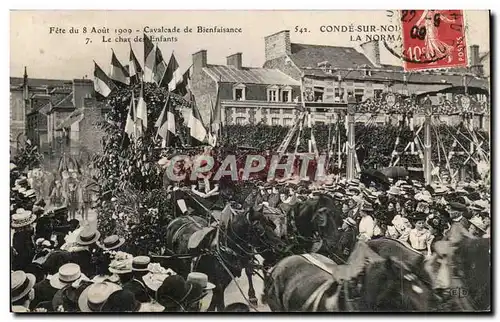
[9,9,491,313]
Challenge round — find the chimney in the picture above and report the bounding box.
[192,50,207,75]
[264,30,291,61]
[469,45,483,76]
[227,53,243,69]
[360,40,380,67]
[72,79,94,109]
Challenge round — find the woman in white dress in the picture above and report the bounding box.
[406,212,434,257]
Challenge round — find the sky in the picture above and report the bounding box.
[10,10,490,80]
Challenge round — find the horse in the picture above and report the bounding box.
[262,241,433,312]
[290,193,343,258]
[164,206,285,311]
[425,223,491,311]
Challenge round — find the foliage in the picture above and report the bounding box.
[12,140,43,173]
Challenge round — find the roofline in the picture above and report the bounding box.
[290,42,357,50]
[203,64,301,86]
[264,29,290,39]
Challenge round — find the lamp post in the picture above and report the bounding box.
[423,97,432,185]
[346,97,356,180]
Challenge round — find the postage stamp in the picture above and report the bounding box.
[400,10,468,71]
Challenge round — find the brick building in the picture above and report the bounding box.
[189,50,302,127]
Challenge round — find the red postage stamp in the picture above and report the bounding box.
[400,10,468,71]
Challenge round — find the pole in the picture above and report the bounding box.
[346,98,356,180]
[423,98,432,185]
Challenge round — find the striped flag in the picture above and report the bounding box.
[125,92,137,139]
[129,45,143,84]
[143,33,155,82]
[164,53,183,91]
[211,83,221,137]
[93,61,116,98]
[155,94,176,147]
[153,46,167,87]
[208,101,217,147]
[110,50,129,85]
[136,82,148,130]
[175,67,192,97]
[188,99,207,145]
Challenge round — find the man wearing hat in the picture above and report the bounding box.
[122,256,152,303]
[73,227,102,277]
[11,270,36,312]
[446,202,470,230]
[337,217,358,261]
[185,272,216,312]
[11,208,36,271]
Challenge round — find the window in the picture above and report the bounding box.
[271,118,280,126]
[314,87,324,102]
[282,91,289,102]
[235,117,246,125]
[374,89,383,99]
[234,89,244,100]
[233,83,246,101]
[354,88,365,103]
[268,90,278,102]
[283,118,293,126]
[334,88,345,102]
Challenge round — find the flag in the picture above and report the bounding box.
[155,94,176,147]
[208,100,217,147]
[125,92,137,139]
[153,46,167,86]
[129,45,143,84]
[93,61,116,98]
[164,53,183,91]
[136,82,148,130]
[110,50,129,85]
[143,33,155,82]
[188,97,207,145]
[175,67,192,96]
[211,83,221,137]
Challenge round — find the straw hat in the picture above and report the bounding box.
[76,228,101,246]
[186,272,215,291]
[108,253,133,275]
[78,282,122,312]
[469,215,487,232]
[50,263,89,289]
[99,235,125,251]
[11,209,36,229]
[387,186,404,196]
[11,271,36,302]
[132,256,151,272]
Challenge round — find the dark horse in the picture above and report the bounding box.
[425,223,491,311]
[289,193,343,259]
[164,207,285,311]
[262,242,433,312]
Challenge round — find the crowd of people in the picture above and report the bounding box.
[10,155,491,313]
[10,163,252,313]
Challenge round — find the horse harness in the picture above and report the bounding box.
[300,254,360,312]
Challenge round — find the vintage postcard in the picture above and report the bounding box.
[10,10,490,313]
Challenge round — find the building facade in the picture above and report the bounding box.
[189,50,302,127]
[263,30,490,129]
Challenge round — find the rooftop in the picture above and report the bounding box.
[10,77,72,88]
[203,64,300,86]
[290,43,374,69]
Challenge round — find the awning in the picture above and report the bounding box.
[56,108,84,131]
